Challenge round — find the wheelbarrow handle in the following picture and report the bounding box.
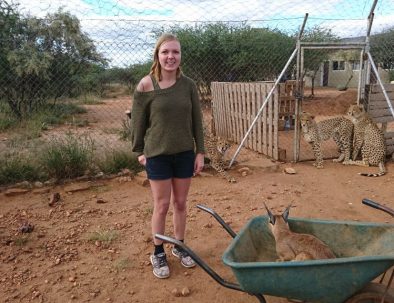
[196,204,237,238]
[362,198,394,217]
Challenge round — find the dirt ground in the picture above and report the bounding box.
[1,87,394,303]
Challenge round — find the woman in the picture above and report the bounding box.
[130,33,205,279]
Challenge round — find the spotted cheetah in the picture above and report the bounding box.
[346,105,374,161]
[346,104,386,177]
[204,128,236,183]
[300,112,353,168]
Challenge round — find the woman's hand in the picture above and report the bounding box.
[194,153,205,175]
[138,154,146,166]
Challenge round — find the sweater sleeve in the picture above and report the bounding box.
[130,90,152,156]
[190,81,205,154]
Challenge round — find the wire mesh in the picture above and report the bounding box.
[1,0,394,178]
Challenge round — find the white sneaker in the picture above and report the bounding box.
[172,246,196,268]
[150,252,170,279]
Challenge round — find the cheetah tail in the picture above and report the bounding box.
[359,162,386,177]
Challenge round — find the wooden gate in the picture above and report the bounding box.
[211,81,281,160]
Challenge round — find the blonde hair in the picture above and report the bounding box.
[150,33,182,82]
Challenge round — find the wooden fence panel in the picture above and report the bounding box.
[366,84,394,156]
[211,82,279,160]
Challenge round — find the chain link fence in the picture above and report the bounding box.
[1,0,394,184]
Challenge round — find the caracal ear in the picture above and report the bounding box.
[282,204,292,222]
[264,202,276,225]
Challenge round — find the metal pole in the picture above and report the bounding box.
[228,48,298,168]
[367,0,378,32]
[366,51,394,118]
[228,13,309,168]
[357,49,364,104]
[364,1,377,87]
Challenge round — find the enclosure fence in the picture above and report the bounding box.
[1,0,394,183]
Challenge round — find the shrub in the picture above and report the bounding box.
[0,153,42,185]
[98,148,142,174]
[119,118,132,141]
[40,133,95,180]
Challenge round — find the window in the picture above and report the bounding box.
[332,60,345,70]
[350,60,360,70]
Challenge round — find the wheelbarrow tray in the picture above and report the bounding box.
[222,216,394,303]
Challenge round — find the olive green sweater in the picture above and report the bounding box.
[130,74,205,158]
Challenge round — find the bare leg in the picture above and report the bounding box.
[150,179,172,245]
[172,178,192,240]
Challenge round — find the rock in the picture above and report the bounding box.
[33,181,44,188]
[96,198,107,204]
[19,222,34,233]
[237,167,250,174]
[135,171,149,187]
[48,193,61,206]
[284,167,296,174]
[44,178,57,186]
[15,181,32,189]
[4,188,30,196]
[32,188,50,195]
[171,288,181,297]
[120,168,133,176]
[181,287,191,297]
[64,183,91,193]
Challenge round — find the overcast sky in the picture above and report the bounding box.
[12,0,394,66]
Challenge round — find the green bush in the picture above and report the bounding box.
[0,154,42,185]
[40,133,95,180]
[98,149,142,174]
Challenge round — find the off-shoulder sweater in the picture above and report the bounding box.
[130,74,205,158]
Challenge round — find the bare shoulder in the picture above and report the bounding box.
[136,75,154,92]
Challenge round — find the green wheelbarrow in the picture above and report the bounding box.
[156,199,394,303]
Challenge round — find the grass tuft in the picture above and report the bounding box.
[113,257,132,271]
[0,153,43,185]
[88,230,119,244]
[98,149,142,175]
[40,133,95,180]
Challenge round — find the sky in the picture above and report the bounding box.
[12,0,394,67]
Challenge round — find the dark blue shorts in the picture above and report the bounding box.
[145,150,195,180]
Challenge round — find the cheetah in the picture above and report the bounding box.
[346,104,386,177]
[204,127,236,183]
[346,104,374,161]
[300,112,353,168]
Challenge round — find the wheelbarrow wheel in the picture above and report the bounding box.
[345,283,394,303]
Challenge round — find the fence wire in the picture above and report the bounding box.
[1,0,394,183]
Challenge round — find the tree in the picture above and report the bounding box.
[227,27,294,81]
[169,23,232,101]
[0,8,107,118]
[169,23,294,102]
